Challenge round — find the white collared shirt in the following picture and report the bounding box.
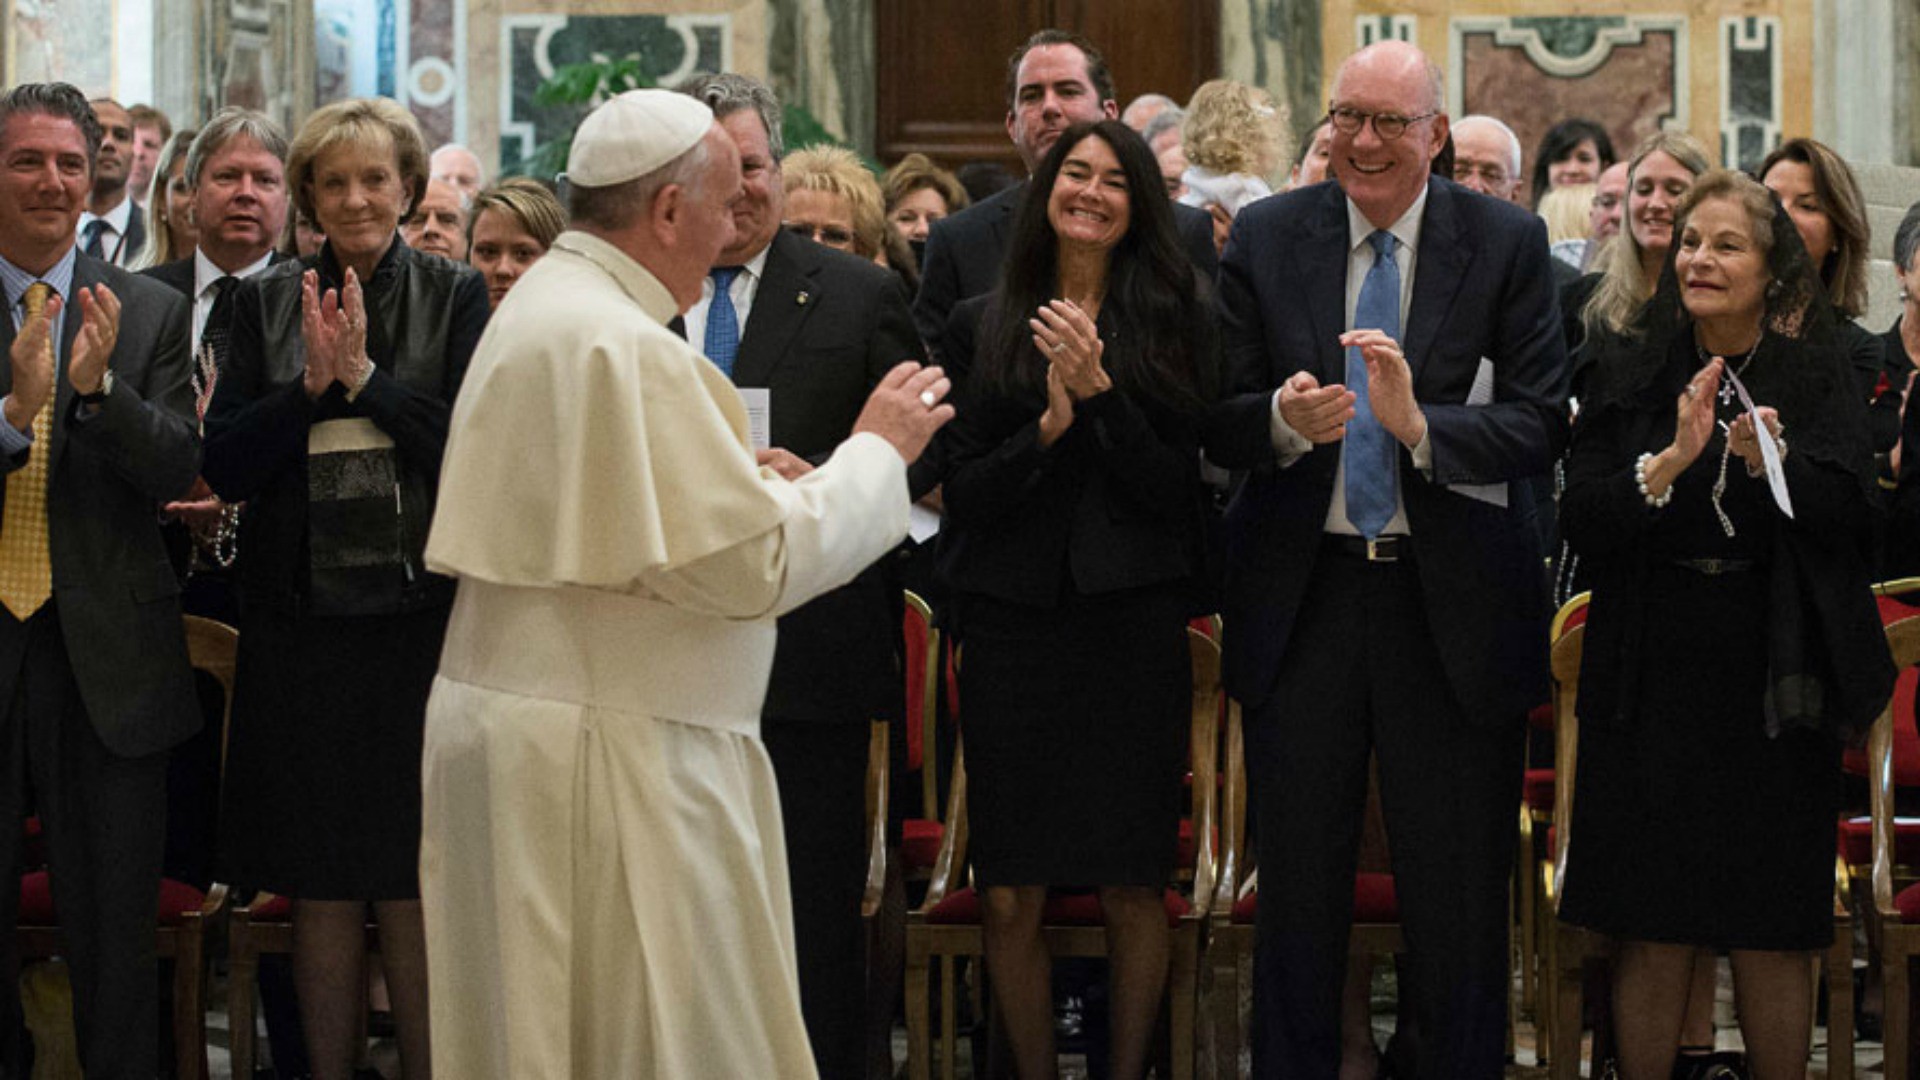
[191,248,276,353]
[76,195,136,267]
[1268,186,1434,536]
[681,243,772,360]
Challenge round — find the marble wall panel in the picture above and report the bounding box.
[1458,21,1679,179]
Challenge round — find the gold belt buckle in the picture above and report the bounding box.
[1365,537,1394,562]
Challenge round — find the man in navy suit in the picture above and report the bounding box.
[1204,41,1568,1077]
[911,29,1219,357]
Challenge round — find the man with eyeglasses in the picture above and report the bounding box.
[1205,40,1568,1077]
[1450,114,1524,203]
[672,71,924,1080]
[1555,159,1630,273]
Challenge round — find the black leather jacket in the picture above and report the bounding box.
[202,238,489,617]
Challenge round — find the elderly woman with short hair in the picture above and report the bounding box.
[204,96,489,1080]
[1561,170,1890,1080]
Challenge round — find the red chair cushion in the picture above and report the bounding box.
[926,887,1190,928]
[1842,666,1920,786]
[1175,819,1218,870]
[246,893,292,920]
[1522,769,1555,812]
[1228,873,1399,926]
[902,819,944,869]
[1898,882,1920,924]
[1353,872,1399,922]
[18,871,207,927]
[1837,817,1920,866]
[1526,703,1554,731]
[903,605,930,772]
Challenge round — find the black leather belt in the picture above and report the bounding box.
[1667,556,1759,576]
[1323,534,1411,563]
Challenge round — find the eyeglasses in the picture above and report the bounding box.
[1325,105,1437,141]
[1452,162,1509,187]
[783,222,855,248]
[1591,193,1622,211]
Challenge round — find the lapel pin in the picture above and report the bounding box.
[796,290,811,306]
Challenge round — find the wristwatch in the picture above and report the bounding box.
[76,369,114,406]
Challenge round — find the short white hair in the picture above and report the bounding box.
[1453,115,1522,180]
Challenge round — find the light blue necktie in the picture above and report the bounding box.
[1344,230,1401,539]
[704,266,742,378]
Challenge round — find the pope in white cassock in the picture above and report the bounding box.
[416,89,952,1077]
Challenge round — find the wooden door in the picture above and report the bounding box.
[875,0,1219,170]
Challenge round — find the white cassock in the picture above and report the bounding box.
[419,230,908,1078]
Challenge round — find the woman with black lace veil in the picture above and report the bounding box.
[1559,170,1893,1080]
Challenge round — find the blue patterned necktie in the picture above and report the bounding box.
[704,266,743,378]
[1344,230,1401,539]
[81,219,108,260]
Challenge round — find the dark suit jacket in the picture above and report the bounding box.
[0,253,202,757]
[1205,177,1570,719]
[142,254,194,297]
[739,229,925,725]
[936,293,1208,607]
[912,182,1221,356]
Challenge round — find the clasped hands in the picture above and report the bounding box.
[1277,329,1426,448]
[1641,359,1784,500]
[5,284,120,432]
[1031,299,1110,448]
[301,269,374,401]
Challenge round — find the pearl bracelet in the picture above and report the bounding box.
[1635,451,1672,508]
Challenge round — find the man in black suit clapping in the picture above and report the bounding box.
[676,72,925,1080]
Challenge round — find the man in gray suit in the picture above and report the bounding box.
[0,81,201,1078]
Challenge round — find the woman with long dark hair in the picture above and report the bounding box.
[1530,117,1616,210]
[934,118,1216,1079]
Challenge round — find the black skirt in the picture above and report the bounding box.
[1560,561,1842,950]
[957,584,1190,888]
[218,602,450,900]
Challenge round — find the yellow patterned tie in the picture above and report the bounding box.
[0,282,55,619]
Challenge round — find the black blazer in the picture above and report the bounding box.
[739,229,926,725]
[912,182,1221,356]
[0,254,202,756]
[201,239,488,616]
[936,293,1208,608]
[1205,177,1570,719]
[142,254,195,297]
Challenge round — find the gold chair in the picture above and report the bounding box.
[903,627,1222,1080]
[900,591,948,882]
[1866,599,1920,1080]
[17,615,236,1080]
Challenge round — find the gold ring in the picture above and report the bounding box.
[1052,341,1067,353]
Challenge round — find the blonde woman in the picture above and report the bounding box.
[465,177,566,309]
[782,144,888,261]
[127,127,198,271]
[1569,131,1714,358]
[883,152,970,245]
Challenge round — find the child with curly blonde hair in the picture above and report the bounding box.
[1179,79,1290,220]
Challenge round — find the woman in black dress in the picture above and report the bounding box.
[935,119,1216,1080]
[203,98,488,1079]
[1560,170,1891,1080]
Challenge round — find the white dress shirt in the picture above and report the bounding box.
[681,243,771,358]
[76,195,136,268]
[192,248,276,353]
[1268,186,1433,536]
